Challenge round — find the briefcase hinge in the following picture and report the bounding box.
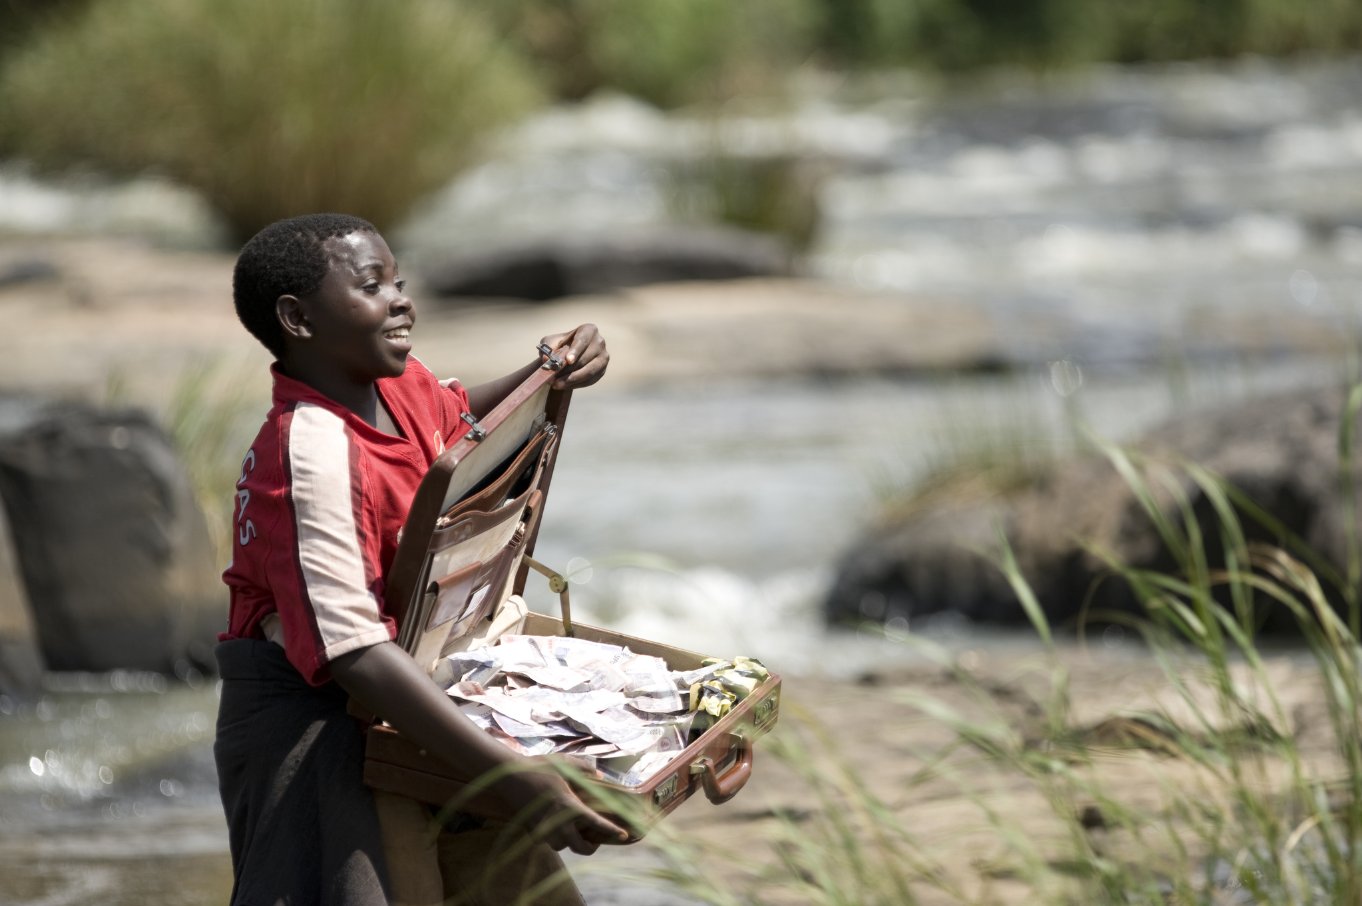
[459,411,486,442]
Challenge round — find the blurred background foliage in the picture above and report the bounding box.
[0,0,541,243]
[1,0,1361,243]
[816,0,1362,70]
[482,0,821,108]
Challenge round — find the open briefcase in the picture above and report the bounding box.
[361,353,782,842]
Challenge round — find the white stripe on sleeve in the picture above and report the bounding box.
[288,403,390,661]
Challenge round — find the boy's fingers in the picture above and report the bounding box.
[564,324,600,365]
[540,816,598,855]
[582,811,630,844]
[552,355,608,389]
[566,825,601,855]
[561,807,626,852]
[561,334,582,366]
[541,324,607,388]
[539,324,600,364]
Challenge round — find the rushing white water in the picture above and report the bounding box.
[526,358,1340,679]
[387,56,1362,676]
[391,58,1362,367]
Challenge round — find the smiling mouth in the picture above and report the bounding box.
[383,328,410,342]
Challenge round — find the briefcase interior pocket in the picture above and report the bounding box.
[428,536,525,642]
[411,521,528,670]
[428,561,486,631]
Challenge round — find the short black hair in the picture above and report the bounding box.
[232,213,378,358]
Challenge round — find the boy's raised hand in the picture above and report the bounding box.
[539,323,609,390]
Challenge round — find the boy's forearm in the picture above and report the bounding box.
[465,359,541,418]
[331,640,531,784]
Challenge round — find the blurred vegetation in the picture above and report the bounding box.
[102,359,261,566]
[818,0,1105,72]
[815,0,1362,71]
[2,0,1361,247]
[482,0,822,108]
[0,0,540,243]
[0,0,89,58]
[1104,0,1362,64]
[665,153,825,253]
[486,0,1362,102]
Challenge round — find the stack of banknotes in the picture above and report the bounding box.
[438,634,767,787]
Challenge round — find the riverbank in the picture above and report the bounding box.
[0,233,994,405]
[579,638,1339,904]
[0,234,1353,411]
[0,636,1337,905]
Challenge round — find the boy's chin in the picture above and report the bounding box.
[384,353,411,376]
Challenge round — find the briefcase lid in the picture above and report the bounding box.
[384,363,571,639]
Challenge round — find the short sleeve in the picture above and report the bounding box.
[439,376,470,411]
[274,404,393,684]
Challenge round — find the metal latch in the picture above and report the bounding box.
[459,411,486,442]
[537,342,565,371]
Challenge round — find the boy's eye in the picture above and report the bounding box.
[395,279,407,292]
[362,282,380,294]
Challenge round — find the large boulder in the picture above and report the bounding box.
[0,499,44,696]
[826,385,1361,633]
[0,403,222,674]
[420,227,793,301]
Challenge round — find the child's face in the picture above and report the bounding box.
[297,231,414,383]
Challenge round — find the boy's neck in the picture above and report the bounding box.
[279,360,385,429]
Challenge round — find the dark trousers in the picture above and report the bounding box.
[215,639,390,906]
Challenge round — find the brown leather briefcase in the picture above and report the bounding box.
[360,358,781,842]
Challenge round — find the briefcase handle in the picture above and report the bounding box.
[692,736,754,804]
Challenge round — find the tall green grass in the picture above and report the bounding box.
[104,359,263,566]
[816,0,1362,71]
[0,0,540,242]
[484,0,822,109]
[866,374,1075,530]
[663,151,824,254]
[606,383,1362,904]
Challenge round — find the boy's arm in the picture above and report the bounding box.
[465,324,609,417]
[331,640,628,853]
[464,358,540,419]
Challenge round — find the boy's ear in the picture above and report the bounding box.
[276,294,312,341]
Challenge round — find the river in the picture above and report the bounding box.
[1,56,1360,904]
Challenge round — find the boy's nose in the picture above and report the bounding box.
[391,291,413,313]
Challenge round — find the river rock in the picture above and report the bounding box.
[0,499,43,696]
[0,257,59,290]
[0,404,222,674]
[826,384,1362,633]
[419,227,793,301]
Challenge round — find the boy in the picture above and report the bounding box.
[215,213,625,906]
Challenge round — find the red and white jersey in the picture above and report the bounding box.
[220,357,472,686]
